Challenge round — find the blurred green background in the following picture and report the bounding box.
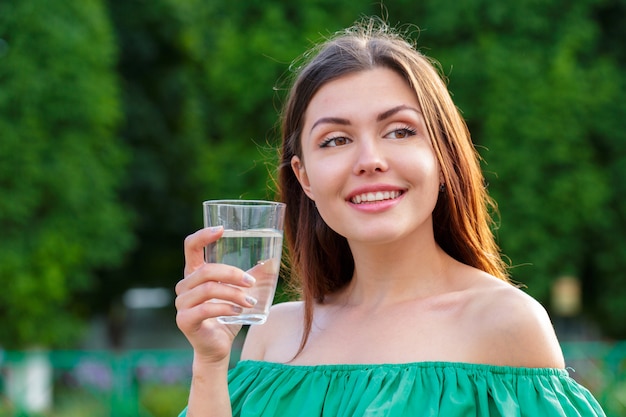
[1,0,625,415]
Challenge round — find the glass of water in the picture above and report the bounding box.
[203,200,286,325]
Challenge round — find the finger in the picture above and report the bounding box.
[183,226,224,275]
[176,301,244,334]
[175,263,255,295]
[175,280,257,311]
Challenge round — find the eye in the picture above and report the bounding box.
[385,126,417,140]
[320,136,352,148]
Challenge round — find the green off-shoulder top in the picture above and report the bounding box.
[178,360,606,416]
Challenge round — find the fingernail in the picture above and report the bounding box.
[208,226,223,233]
[242,273,256,285]
[245,296,258,306]
[232,305,243,313]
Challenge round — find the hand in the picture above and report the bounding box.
[175,226,256,364]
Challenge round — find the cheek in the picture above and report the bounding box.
[400,150,439,181]
[305,159,343,195]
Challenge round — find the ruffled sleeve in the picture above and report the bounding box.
[179,360,606,417]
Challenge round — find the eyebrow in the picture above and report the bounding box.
[376,104,422,122]
[310,117,351,133]
[309,105,422,134]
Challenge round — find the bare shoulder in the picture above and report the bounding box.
[240,301,304,362]
[464,274,565,369]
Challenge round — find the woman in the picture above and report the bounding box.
[175,18,606,416]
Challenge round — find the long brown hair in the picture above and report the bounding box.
[277,18,509,355]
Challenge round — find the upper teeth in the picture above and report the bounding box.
[351,191,401,204]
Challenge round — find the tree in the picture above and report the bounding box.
[0,0,133,348]
[4,0,622,348]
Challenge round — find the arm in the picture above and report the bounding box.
[175,226,257,416]
[186,356,232,417]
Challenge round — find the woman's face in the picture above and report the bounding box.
[291,67,442,246]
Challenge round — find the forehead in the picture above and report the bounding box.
[303,68,419,125]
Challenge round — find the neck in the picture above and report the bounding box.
[340,235,454,308]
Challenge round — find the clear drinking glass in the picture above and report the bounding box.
[203,200,285,325]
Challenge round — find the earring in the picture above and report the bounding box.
[439,183,446,193]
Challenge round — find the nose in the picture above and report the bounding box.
[353,139,388,175]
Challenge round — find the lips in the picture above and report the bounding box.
[350,190,403,204]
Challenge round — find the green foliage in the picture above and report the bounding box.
[0,0,132,348]
[1,0,625,347]
[139,384,189,417]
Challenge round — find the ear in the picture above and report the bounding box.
[291,155,315,201]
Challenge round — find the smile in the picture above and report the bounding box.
[350,190,403,204]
